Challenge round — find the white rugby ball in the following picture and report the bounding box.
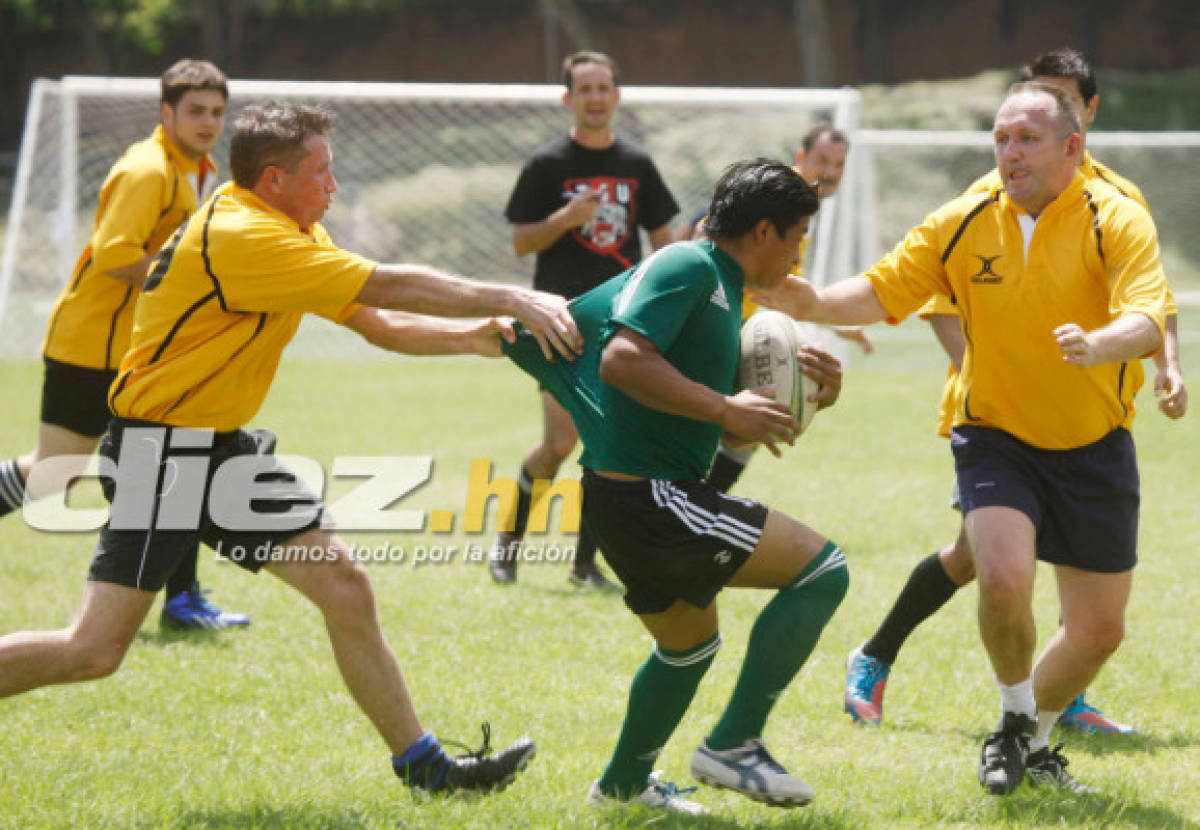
[737,310,820,435]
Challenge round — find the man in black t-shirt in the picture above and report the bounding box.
[493,50,679,588]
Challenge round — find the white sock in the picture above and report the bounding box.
[997,677,1036,726]
[1030,708,1061,752]
[717,443,755,464]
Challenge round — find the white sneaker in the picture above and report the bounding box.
[586,771,708,815]
[690,738,814,807]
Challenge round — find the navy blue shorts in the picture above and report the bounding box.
[581,470,768,615]
[951,425,1139,573]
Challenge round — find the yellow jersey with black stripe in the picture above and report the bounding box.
[108,183,374,431]
[43,126,217,370]
[866,170,1168,450]
[918,152,1174,438]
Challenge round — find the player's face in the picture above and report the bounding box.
[161,90,226,161]
[993,94,1079,212]
[275,134,338,231]
[796,136,849,198]
[1032,74,1098,136]
[564,62,619,133]
[749,216,811,289]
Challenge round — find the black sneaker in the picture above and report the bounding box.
[978,712,1034,795]
[441,724,536,794]
[488,532,519,584]
[568,562,622,592]
[1026,743,1096,794]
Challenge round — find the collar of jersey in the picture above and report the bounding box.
[700,240,746,289]
[220,182,311,234]
[1002,168,1087,220]
[153,124,217,177]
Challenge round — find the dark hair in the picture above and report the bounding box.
[1019,47,1098,104]
[705,159,819,241]
[561,50,619,90]
[230,101,334,188]
[801,123,850,153]
[160,59,228,108]
[1002,82,1082,138]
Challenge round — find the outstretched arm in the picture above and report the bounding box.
[352,264,581,362]
[753,275,890,326]
[342,307,515,357]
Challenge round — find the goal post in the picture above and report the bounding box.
[0,77,861,359]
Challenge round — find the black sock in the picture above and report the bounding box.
[706,446,751,493]
[573,525,598,570]
[510,465,534,538]
[165,546,200,599]
[862,552,960,666]
[0,458,27,518]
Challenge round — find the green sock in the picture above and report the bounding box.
[597,633,721,799]
[707,541,849,751]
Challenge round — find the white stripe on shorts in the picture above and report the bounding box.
[650,480,761,553]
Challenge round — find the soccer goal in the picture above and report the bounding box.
[0,77,861,359]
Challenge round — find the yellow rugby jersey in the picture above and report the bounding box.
[108,183,374,431]
[866,170,1168,450]
[43,126,217,370]
[743,233,810,321]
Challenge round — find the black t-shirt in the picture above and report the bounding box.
[505,134,679,298]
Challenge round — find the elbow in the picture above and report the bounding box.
[599,343,628,387]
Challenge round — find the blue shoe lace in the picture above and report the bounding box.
[650,779,699,799]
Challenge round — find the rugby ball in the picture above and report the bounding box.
[737,310,820,435]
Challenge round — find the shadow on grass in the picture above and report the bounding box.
[135,627,239,649]
[991,787,1199,829]
[583,804,863,830]
[142,805,376,830]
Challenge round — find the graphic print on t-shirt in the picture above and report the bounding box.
[565,176,640,264]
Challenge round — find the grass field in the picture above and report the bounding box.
[1,318,1198,829]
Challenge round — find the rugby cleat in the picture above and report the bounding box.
[160,583,250,629]
[395,724,535,795]
[690,738,814,807]
[488,532,519,584]
[586,771,708,815]
[1058,693,1135,735]
[1026,742,1097,794]
[844,645,889,725]
[977,711,1034,795]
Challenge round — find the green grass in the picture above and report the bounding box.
[1,319,1198,829]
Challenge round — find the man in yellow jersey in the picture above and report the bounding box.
[759,83,1168,796]
[0,60,253,629]
[0,101,582,794]
[844,48,1186,736]
[706,123,872,492]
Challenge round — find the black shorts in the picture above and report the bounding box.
[87,418,324,591]
[40,356,116,438]
[581,470,769,614]
[951,425,1139,573]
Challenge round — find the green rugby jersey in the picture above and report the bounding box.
[504,240,745,480]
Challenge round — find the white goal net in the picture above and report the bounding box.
[854,129,1200,304]
[0,78,860,359]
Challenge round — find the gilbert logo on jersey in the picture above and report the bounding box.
[564,176,639,255]
[969,254,1004,284]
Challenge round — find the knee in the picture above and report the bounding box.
[317,558,376,616]
[942,537,976,585]
[1070,618,1125,659]
[64,632,129,681]
[546,432,578,464]
[977,569,1029,616]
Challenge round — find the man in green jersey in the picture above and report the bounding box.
[505,159,848,814]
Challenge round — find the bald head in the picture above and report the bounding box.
[993,83,1083,216]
